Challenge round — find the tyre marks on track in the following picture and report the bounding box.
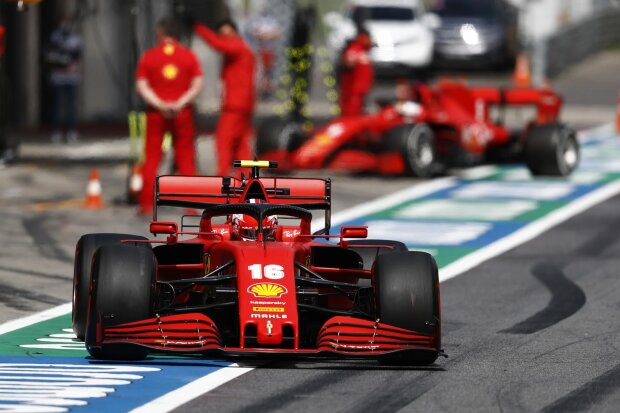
[246,363,444,413]
[0,284,65,311]
[499,203,620,335]
[541,364,620,413]
[232,369,363,413]
[345,370,440,413]
[0,265,69,282]
[500,262,586,334]
[22,216,72,263]
[572,212,620,257]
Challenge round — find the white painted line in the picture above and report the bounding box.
[129,366,254,413]
[330,177,457,227]
[452,165,498,180]
[0,304,256,413]
[439,179,620,282]
[0,303,72,336]
[578,122,615,143]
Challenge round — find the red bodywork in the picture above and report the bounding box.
[261,80,563,174]
[88,170,440,360]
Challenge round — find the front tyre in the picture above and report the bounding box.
[72,233,149,340]
[85,244,156,360]
[373,251,441,365]
[524,123,579,176]
[385,124,436,178]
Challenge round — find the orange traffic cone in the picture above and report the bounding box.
[615,90,620,134]
[513,53,531,88]
[84,168,104,209]
[128,164,143,203]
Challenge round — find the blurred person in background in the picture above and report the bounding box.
[248,11,281,99]
[394,78,415,107]
[339,28,374,117]
[135,17,204,216]
[0,23,10,165]
[45,16,82,143]
[192,18,255,178]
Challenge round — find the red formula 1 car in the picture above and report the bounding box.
[257,80,579,177]
[72,161,442,365]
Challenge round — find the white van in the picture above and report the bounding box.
[324,0,440,75]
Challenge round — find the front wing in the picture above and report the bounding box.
[90,313,439,360]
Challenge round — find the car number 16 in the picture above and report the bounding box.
[248,264,285,280]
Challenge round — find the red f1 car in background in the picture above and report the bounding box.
[257,80,579,177]
[72,161,442,365]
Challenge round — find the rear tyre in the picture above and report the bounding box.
[72,233,149,340]
[256,118,306,157]
[524,123,579,176]
[85,244,156,360]
[373,251,440,365]
[385,124,436,178]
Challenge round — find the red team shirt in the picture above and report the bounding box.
[135,39,202,214]
[340,42,373,97]
[194,24,255,112]
[135,39,202,104]
[339,41,374,116]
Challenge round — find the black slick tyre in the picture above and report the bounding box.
[524,123,579,176]
[85,244,156,360]
[373,251,441,365]
[385,123,436,177]
[72,233,148,340]
[256,118,305,157]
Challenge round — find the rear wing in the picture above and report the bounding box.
[471,86,563,125]
[155,175,332,234]
[420,80,564,125]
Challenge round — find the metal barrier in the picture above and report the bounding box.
[531,8,620,84]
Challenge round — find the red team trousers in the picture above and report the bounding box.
[215,110,253,177]
[139,107,196,212]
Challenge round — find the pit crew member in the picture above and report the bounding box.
[193,19,256,178]
[135,17,204,215]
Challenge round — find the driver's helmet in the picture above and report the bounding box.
[232,214,278,240]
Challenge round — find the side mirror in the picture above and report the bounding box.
[150,221,178,235]
[340,226,368,239]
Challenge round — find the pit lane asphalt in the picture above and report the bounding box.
[175,192,620,412]
[172,52,620,413]
[1,50,619,412]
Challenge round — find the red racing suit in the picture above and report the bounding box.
[135,39,202,213]
[194,23,256,177]
[339,41,374,117]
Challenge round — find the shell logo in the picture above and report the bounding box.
[163,44,175,55]
[314,134,332,146]
[162,64,178,80]
[247,283,288,298]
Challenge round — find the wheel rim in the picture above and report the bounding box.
[562,139,578,170]
[558,132,578,174]
[418,143,434,166]
[279,124,297,149]
[407,127,434,171]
